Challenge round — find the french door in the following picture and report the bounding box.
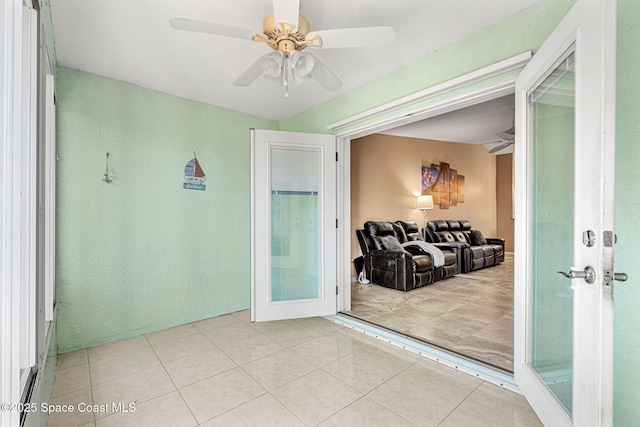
[514,0,617,425]
[251,129,337,322]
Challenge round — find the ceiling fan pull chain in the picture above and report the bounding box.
[283,57,290,97]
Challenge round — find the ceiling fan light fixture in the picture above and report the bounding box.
[291,51,314,78]
[260,51,284,78]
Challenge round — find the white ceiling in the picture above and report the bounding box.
[49,0,540,122]
[381,94,516,154]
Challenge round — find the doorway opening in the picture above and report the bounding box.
[344,94,516,372]
[329,53,533,375]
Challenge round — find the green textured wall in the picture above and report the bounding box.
[55,68,277,352]
[613,0,640,424]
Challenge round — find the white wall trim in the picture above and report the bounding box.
[336,136,350,312]
[327,51,532,133]
[335,81,516,140]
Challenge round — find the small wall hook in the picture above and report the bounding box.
[103,152,113,183]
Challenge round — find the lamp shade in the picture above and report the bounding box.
[416,195,434,210]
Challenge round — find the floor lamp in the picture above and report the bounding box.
[416,195,434,229]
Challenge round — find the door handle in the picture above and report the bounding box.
[557,266,596,284]
[604,271,628,283]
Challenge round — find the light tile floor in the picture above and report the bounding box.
[349,254,514,371]
[48,307,540,426]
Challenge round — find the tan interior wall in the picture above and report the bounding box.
[496,154,515,252]
[351,133,500,269]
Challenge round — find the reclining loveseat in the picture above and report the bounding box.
[354,220,460,291]
[423,220,505,273]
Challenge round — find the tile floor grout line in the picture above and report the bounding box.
[147,332,183,393]
[90,339,174,421]
[463,391,541,427]
[335,395,420,427]
[174,386,208,427]
[235,347,320,395]
[266,388,319,427]
[434,397,468,427]
[185,378,270,427]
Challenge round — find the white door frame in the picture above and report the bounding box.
[332,52,531,313]
[251,129,337,322]
[2,1,37,424]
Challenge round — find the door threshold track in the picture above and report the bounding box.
[327,313,519,393]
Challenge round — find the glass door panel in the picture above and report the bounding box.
[270,148,320,302]
[528,51,575,414]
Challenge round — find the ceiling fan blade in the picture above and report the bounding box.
[308,26,395,49]
[488,141,514,154]
[170,17,256,41]
[497,130,515,140]
[272,0,299,30]
[307,54,343,91]
[233,55,272,87]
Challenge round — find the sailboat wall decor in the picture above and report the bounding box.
[183,154,206,191]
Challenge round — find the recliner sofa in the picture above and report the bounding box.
[423,220,505,273]
[355,220,459,291]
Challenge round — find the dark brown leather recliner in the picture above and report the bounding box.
[356,221,433,291]
[424,220,505,273]
[355,220,458,291]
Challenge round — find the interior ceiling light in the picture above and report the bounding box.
[170,0,395,97]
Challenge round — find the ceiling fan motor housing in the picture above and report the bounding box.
[262,13,311,56]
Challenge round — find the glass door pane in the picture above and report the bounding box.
[271,148,320,302]
[528,51,575,414]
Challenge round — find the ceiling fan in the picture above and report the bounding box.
[488,127,515,153]
[488,109,515,153]
[170,0,395,97]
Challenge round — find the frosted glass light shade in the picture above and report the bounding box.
[260,51,283,78]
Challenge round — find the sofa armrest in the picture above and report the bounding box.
[485,238,505,247]
[434,241,469,249]
[402,245,429,257]
[432,242,461,253]
[433,242,470,273]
